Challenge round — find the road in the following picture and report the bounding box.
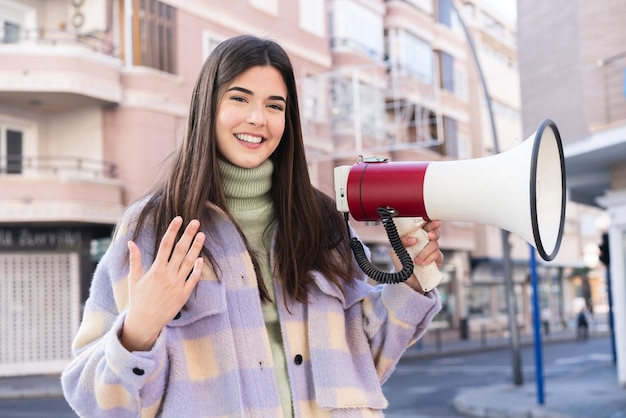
[0,336,612,417]
[383,335,613,417]
[0,397,75,418]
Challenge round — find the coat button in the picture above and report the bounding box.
[294,354,303,365]
[132,367,145,376]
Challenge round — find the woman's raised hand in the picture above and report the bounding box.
[121,216,205,351]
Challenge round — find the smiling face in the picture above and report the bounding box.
[215,65,288,169]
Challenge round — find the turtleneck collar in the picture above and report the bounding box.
[218,158,274,213]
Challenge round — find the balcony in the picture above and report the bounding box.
[0,28,122,112]
[596,50,626,127]
[0,155,125,224]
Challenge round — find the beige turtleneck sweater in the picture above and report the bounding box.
[218,159,293,417]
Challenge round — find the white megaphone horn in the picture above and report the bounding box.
[334,119,567,292]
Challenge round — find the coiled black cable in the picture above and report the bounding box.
[346,207,415,284]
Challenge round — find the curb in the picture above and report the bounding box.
[452,385,571,418]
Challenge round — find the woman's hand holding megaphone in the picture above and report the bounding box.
[390,217,444,294]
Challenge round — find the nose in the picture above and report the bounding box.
[247,106,267,127]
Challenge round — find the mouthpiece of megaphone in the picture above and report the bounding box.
[335,119,566,287]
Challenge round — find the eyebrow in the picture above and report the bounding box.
[226,86,286,103]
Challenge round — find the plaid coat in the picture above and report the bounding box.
[61,200,441,417]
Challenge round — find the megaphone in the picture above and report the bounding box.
[334,119,566,291]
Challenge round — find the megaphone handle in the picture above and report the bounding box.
[394,218,444,293]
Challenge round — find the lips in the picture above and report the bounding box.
[235,133,263,144]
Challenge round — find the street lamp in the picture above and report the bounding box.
[449,0,524,386]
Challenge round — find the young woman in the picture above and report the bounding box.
[61,35,443,417]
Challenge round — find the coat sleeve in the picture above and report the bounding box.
[362,282,441,383]
[61,202,170,418]
[345,229,442,384]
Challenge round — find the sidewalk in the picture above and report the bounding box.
[452,359,626,418]
[402,322,626,418]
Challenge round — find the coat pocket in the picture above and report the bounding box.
[166,266,226,327]
[307,286,388,411]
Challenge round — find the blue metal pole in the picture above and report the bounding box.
[530,244,544,404]
[606,267,617,364]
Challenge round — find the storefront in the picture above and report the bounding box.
[0,223,112,376]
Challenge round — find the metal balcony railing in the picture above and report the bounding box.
[597,50,626,125]
[0,26,117,57]
[0,155,118,179]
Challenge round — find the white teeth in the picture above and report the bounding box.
[235,133,262,144]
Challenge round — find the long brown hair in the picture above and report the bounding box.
[134,35,358,303]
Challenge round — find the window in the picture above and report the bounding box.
[133,0,176,73]
[442,116,458,157]
[480,11,505,39]
[0,0,37,44]
[492,100,521,122]
[330,1,383,59]
[299,74,328,124]
[438,50,455,92]
[468,285,491,319]
[299,0,324,37]
[429,116,458,157]
[436,0,461,33]
[1,21,20,43]
[1,128,23,174]
[330,76,386,138]
[400,31,433,84]
[437,0,453,27]
[359,82,386,136]
[410,107,439,143]
[202,31,224,61]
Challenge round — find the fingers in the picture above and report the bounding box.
[423,220,444,268]
[184,257,204,294]
[414,243,439,265]
[127,240,143,284]
[154,216,184,265]
[178,229,206,281]
[430,249,444,268]
[422,220,441,231]
[155,217,204,269]
[401,220,443,267]
[157,217,205,284]
[422,220,442,240]
[416,240,443,267]
[400,235,418,247]
[169,219,202,265]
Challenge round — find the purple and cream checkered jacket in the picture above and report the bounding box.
[61,199,441,417]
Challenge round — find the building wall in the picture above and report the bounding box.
[517,0,588,141]
[518,0,626,386]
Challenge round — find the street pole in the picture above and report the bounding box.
[451,0,524,385]
[530,245,544,403]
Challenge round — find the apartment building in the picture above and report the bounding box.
[321,0,478,334]
[0,0,333,377]
[0,0,593,378]
[517,0,626,386]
